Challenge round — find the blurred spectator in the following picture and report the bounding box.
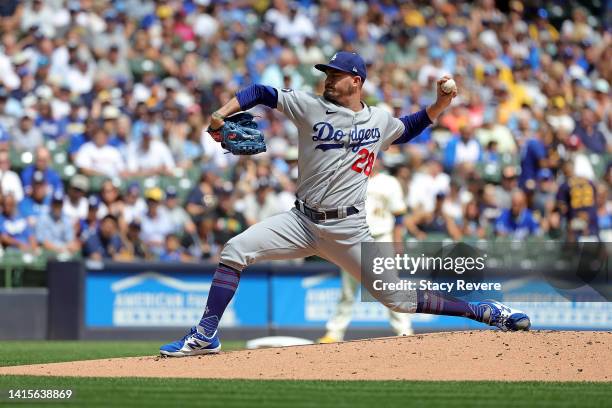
[35,99,66,141]
[78,195,101,241]
[443,125,482,171]
[187,217,219,261]
[481,140,500,168]
[407,159,450,213]
[519,128,549,191]
[159,233,192,262]
[405,192,462,241]
[242,179,283,225]
[495,166,518,209]
[62,174,90,224]
[126,127,175,176]
[0,193,38,252]
[122,182,147,225]
[75,128,126,177]
[35,191,80,256]
[11,111,43,153]
[186,172,218,222]
[573,109,607,154]
[532,169,559,232]
[596,183,612,242]
[65,57,95,96]
[64,99,86,138]
[546,97,575,133]
[460,199,487,239]
[0,87,18,129]
[20,0,55,37]
[556,160,599,242]
[96,45,133,85]
[19,170,50,227]
[121,221,149,260]
[475,110,516,154]
[441,181,465,222]
[265,2,316,46]
[212,187,247,246]
[566,134,595,181]
[82,214,123,260]
[110,115,132,160]
[68,117,95,161]
[0,150,24,201]
[97,179,124,220]
[164,186,195,236]
[140,187,173,255]
[495,190,540,239]
[21,146,62,195]
[418,47,450,87]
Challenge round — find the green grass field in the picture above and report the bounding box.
[0,341,610,408]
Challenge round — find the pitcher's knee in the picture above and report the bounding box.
[219,237,248,271]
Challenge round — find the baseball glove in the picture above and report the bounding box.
[208,112,266,155]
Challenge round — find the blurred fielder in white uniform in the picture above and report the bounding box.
[319,161,413,343]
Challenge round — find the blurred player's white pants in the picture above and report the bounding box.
[324,233,413,341]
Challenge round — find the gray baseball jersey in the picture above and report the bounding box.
[276,88,405,209]
[219,88,419,314]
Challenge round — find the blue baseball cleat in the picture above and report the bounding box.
[160,327,221,357]
[471,300,531,331]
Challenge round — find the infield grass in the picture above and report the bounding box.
[0,340,245,367]
[0,341,610,408]
[0,377,610,408]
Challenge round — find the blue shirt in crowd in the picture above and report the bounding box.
[35,213,75,245]
[520,138,547,188]
[83,230,123,259]
[495,208,540,239]
[21,165,63,194]
[18,196,51,224]
[0,213,33,245]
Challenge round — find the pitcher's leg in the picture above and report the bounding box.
[161,210,317,356]
[321,231,530,332]
[202,209,316,334]
[220,208,317,270]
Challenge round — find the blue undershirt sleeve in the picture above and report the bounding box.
[235,85,278,110]
[392,109,433,145]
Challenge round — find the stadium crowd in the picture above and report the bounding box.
[0,0,610,264]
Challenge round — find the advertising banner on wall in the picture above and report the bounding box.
[271,272,612,330]
[85,269,268,328]
[83,262,612,331]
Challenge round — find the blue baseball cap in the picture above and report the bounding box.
[315,51,367,82]
[537,168,553,181]
[88,195,101,208]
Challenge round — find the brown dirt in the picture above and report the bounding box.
[1,331,610,381]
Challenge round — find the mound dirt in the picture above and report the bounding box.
[1,331,610,381]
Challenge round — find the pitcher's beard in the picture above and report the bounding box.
[323,90,338,104]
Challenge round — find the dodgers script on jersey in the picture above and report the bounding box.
[276,88,405,209]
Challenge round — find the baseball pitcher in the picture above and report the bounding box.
[160,51,531,357]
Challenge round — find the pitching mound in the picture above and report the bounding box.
[1,331,610,381]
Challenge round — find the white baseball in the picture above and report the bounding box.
[441,78,456,94]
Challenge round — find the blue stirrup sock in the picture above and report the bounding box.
[197,263,241,337]
[416,290,479,320]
